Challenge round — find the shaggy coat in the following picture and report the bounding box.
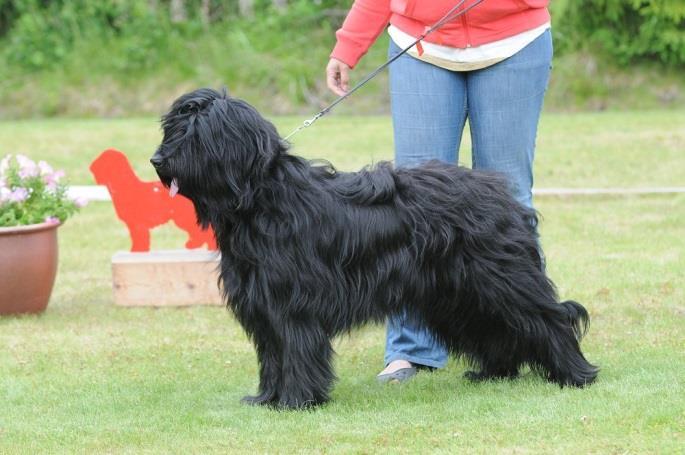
[151,88,598,409]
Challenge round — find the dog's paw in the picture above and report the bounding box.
[240,391,277,406]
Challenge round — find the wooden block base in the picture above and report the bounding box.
[111,250,223,307]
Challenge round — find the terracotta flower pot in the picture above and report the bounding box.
[0,221,60,315]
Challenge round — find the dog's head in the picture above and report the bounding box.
[151,88,285,225]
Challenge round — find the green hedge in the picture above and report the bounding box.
[0,0,343,72]
[0,0,682,116]
[2,0,171,71]
[2,0,684,72]
[560,0,685,66]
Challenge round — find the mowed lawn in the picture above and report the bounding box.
[0,112,684,453]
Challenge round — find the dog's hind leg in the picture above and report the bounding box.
[460,254,598,387]
[276,318,335,409]
[463,359,521,382]
[461,329,523,382]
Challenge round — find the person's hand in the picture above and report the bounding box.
[326,58,351,97]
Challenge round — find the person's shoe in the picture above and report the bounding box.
[376,366,417,384]
[377,359,416,384]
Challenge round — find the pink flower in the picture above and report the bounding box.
[0,156,81,227]
[15,154,33,166]
[42,169,64,189]
[16,155,39,179]
[9,187,29,203]
[38,160,54,176]
[0,155,10,176]
[73,196,88,208]
[0,186,10,203]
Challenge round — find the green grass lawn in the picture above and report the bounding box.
[1,113,684,453]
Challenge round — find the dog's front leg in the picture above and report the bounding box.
[277,318,335,410]
[241,325,282,406]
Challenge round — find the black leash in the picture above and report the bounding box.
[284,0,486,141]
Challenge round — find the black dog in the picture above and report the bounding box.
[151,88,598,409]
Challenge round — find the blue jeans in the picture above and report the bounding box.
[384,29,553,369]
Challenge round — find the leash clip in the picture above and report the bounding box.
[305,111,326,127]
[284,112,324,141]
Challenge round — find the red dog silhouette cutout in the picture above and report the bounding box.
[90,148,217,252]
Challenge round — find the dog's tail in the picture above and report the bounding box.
[537,300,599,387]
[560,300,590,341]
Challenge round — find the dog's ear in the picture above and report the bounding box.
[179,101,201,115]
[172,88,225,117]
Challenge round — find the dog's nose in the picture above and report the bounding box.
[150,157,163,168]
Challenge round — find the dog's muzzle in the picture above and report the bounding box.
[150,156,164,169]
[150,151,179,197]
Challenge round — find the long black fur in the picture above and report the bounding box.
[151,88,598,409]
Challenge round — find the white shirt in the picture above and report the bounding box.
[388,22,551,71]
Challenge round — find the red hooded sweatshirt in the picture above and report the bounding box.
[331,0,550,68]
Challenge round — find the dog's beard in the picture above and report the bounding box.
[154,166,179,198]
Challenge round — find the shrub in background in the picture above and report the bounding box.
[560,0,685,66]
[1,0,175,72]
[0,0,682,115]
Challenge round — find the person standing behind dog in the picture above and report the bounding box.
[326,0,553,382]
